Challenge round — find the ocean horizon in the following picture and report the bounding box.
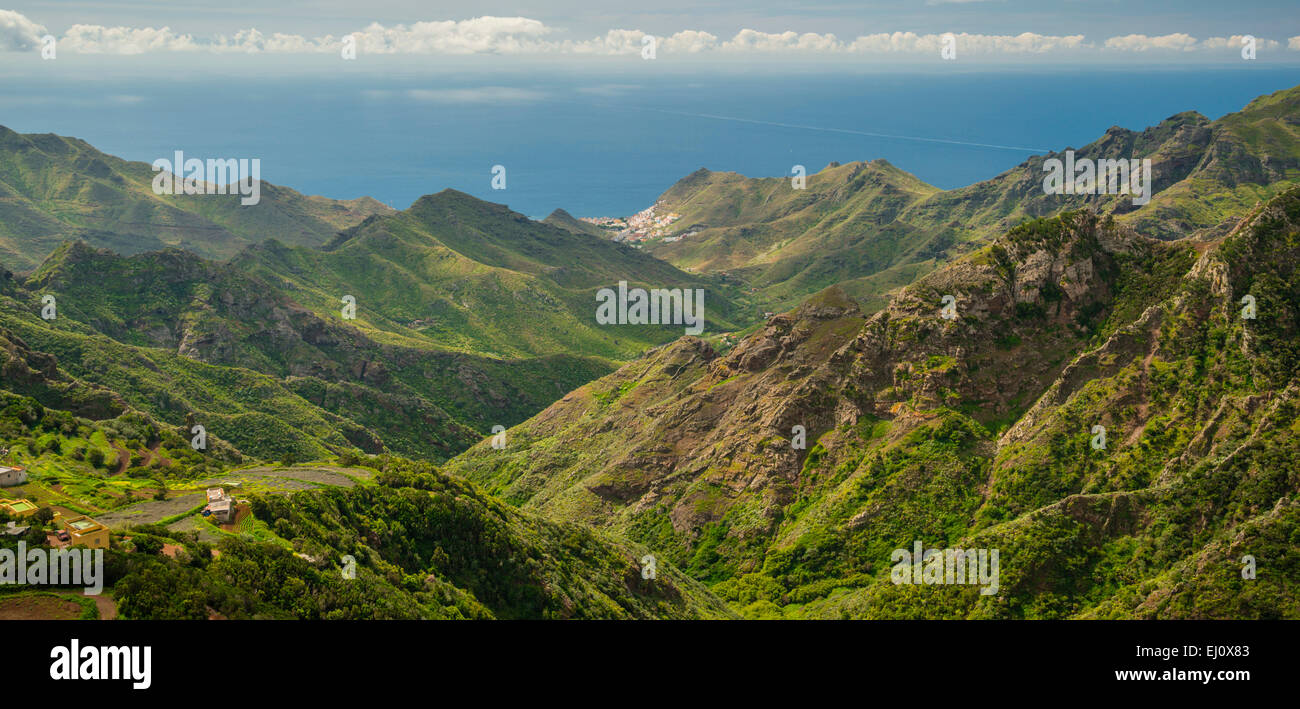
[3,65,1298,219]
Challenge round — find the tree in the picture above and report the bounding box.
[132,535,164,555]
[337,450,361,467]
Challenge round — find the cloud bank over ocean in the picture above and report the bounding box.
[1,10,1295,59]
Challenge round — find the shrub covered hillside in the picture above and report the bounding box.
[444,187,1300,619]
[645,84,1300,313]
[0,392,733,619]
[0,125,393,273]
[0,371,734,619]
[3,240,612,461]
[96,463,734,620]
[0,131,750,464]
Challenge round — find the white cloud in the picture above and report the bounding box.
[564,29,647,55]
[1103,33,1287,52]
[60,24,199,54]
[1199,35,1280,51]
[721,30,843,52]
[662,30,719,54]
[1103,33,1200,52]
[0,8,47,51]
[968,32,1087,53]
[213,28,331,53]
[847,31,1084,54]
[352,17,553,54]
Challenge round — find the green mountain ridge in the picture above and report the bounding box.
[3,83,1299,621]
[1,241,608,461]
[542,207,609,237]
[0,124,394,272]
[0,178,749,463]
[233,188,746,361]
[444,187,1300,618]
[645,84,1300,313]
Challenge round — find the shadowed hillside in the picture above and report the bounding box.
[445,187,1300,619]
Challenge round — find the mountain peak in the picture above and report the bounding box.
[542,208,607,237]
[408,188,521,218]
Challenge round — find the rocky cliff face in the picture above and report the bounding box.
[446,188,1300,618]
[450,211,1151,528]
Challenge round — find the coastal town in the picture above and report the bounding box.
[581,201,695,245]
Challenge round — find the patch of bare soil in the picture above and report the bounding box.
[85,592,117,620]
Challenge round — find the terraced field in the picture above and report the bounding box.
[95,466,375,530]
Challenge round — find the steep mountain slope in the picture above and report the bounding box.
[106,470,736,619]
[0,125,393,272]
[0,184,749,461]
[0,241,612,461]
[645,84,1300,312]
[0,323,126,420]
[0,396,732,619]
[445,187,1300,619]
[233,190,747,360]
[542,208,609,237]
[648,160,941,309]
[235,465,736,619]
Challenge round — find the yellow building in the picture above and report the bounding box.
[0,497,38,518]
[54,513,110,549]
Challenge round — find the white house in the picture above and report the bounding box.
[0,466,27,487]
[204,487,237,523]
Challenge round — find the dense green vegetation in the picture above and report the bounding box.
[446,188,1300,619]
[0,125,393,272]
[646,86,1300,313]
[0,435,732,619]
[0,192,749,461]
[4,85,1300,620]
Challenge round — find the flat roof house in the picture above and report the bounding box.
[0,497,38,518]
[0,465,27,487]
[54,513,109,549]
[205,487,237,524]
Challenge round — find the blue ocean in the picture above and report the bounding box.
[3,66,1298,219]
